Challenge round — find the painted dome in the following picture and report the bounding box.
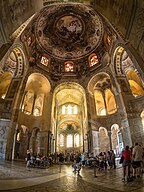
[35,3,104,60]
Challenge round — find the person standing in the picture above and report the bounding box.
[121,145,131,182]
[132,142,143,178]
[26,149,31,171]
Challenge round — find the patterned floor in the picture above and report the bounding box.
[0,161,144,192]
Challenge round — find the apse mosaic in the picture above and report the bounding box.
[35,3,104,60]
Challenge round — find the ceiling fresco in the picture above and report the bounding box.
[20,3,115,81]
[35,3,104,60]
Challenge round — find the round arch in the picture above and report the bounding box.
[51,81,88,154]
[20,73,51,116]
[99,127,110,152]
[113,46,144,97]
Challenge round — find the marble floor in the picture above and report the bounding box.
[0,161,144,192]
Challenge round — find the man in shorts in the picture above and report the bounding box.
[132,142,143,178]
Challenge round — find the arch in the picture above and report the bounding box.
[88,72,117,116]
[88,72,111,95]
[2,47,25,78]
[105,89,117,114]
[111,124,123,154]
[21,73,51,116]
[58,118,81,129]
[0,71,13,99]
[99,127,110,152]
[113,46,125,76]
[25,73,51,94]
[113,46,144,97]
[64,61,74,72]
[94,90,106,116]
[51,82,88,153]
[88,53,99,67]
[53,82,86,96]
[126,70,144,97]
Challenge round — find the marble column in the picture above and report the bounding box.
[121,119,132,147]
[108,131,112,150]
[12,125,18,160]
[92,130,100,156]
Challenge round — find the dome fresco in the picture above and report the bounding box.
[35,3,104,60]
[20,3,114,81]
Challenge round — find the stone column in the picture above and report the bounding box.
[12,124,18,160]
[92,130,100,156]
[47,131,53,155]
[87,130,93,153]
[121,127,132,147]
[31,94,37,115]
[118,128,124,152]
[108,131,112,150]
[27,131,32,150]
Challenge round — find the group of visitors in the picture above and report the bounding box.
[26,150,52,170]
[121,142,144,182]
[26,142,144,182]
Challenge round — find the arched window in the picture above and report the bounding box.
[0,72,13,99]
[60,134,64,147]
[22,91,34,115]
[126,70,144,97]
[40,56,49,66]
[99,127,110,152]
[68,105,72,114]
[74,105,78,114]
[75,134,79,147]
[33,94,44,116]
[99,108,106,116]
[67,134,73,147]
[88,53,99,67]
[62,105,65,114]
[94,90,106,116]
[105,89,117,114]
[64,61,74,72]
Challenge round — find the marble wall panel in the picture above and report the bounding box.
[0,119,10,159]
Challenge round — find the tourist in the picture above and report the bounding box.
[132,142,143,178]
[121,145,131,182]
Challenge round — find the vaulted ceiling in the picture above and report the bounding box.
[0,0,144,71]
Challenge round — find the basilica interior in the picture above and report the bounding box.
[0,0,144,163]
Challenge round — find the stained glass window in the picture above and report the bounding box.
[89,53,99,67]
[64,61,74,72]
[68,105,72,114]
[61,104,78,115]
[62,105,65,114]
[75,134,79,147]
[60,134,64,147]
[41,56,49,66]
[67,134,73,147]
[74,105,78,114]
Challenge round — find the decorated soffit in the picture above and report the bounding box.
[56,88,83,105]
[35,3,104,60]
